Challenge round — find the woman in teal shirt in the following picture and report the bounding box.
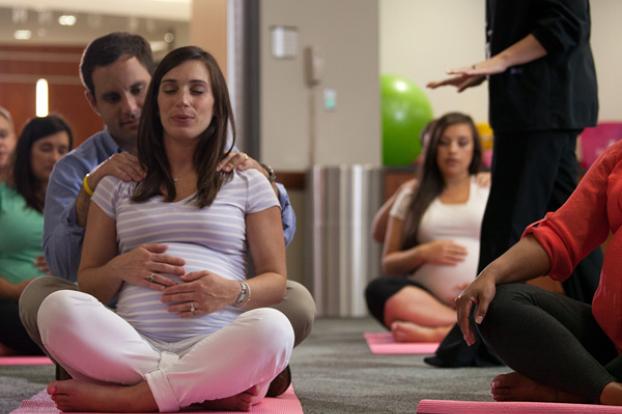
[0,115,72,355]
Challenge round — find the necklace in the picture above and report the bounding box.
[173,174,196,183]
[173,171,192,181]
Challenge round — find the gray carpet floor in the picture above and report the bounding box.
[0,317,508,413]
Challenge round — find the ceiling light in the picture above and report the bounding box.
[164,32,175,43]
[36,79,49,117]
[58,15,77,26]
[14,30,32,40]
[150,41,167,53]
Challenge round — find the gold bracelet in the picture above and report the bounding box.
[83,174,94,197]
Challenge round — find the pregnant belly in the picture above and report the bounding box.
[410,238,479,305]
[115,243,243,341]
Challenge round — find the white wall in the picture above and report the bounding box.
[591,0,622,121]
[380,0,487,123]
[380,0,622,124]
[260,0,380,169]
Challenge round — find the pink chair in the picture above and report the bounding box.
[579,122,622,169]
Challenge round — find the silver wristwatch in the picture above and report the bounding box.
[233,281,251,308]
[260,163,277,183]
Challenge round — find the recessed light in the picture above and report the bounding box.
[36,79,49,117]
[58,15,77,26]
[14,30,32,40]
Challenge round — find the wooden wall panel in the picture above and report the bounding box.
[49,84,103,146]
[0,44,101,146]
[0,82,35,131]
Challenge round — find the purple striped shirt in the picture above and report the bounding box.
[91,169,280,341]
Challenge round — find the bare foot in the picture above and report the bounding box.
[491,372,585,403]
[390,321,450,343]
[188,385,260,412]
[600,381,622,405]
[0,342,16,356]
[47,379,157,412]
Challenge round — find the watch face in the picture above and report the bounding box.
[262,163,277,182]
[234,282,250,307]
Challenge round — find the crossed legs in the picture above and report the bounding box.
[384,286,456,342]
[38,290,293,412]
[479,283,622,404]
[365,276,456,343]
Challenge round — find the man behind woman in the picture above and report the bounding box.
[0,112,73,355]
[366,112,490,342]
[20,32,313,398]
[38,46,293,412]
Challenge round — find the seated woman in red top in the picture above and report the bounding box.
[455,140,622,405]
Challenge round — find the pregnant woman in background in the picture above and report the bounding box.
[366,112,489,342]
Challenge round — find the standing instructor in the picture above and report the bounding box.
[427,0,602,366]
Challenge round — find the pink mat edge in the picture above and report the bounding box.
[0,356,53,365]
[416,399,622,413]
[364,331,439,354]
[12,384,303,414]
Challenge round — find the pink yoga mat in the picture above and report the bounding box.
[417,399,622,414]
[364,332,439,355]
[11,385,303,414]
[0,356,53,366]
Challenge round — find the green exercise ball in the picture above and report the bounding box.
[381,74,433,166]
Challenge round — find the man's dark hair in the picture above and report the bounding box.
[80,32,154,97]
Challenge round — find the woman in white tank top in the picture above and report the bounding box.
[366,112,489,343]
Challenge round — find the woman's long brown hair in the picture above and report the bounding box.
[132,46,235,208]
[401,112,482,250]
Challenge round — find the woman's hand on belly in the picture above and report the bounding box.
[160,270,240,317]
[421,240,468,266]
[109,243,186,289]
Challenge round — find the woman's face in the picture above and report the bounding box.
[435,123,474,179]
[30,131,71,183]
[157,59,215,143]
[0,116,16,170]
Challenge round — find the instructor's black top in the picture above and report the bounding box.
[486,0,598,133]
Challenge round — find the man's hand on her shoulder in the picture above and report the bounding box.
[90,152,145,189]
[217,152,268,179]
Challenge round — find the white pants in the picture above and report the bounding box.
[37,290,294,412]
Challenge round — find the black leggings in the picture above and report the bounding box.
[365,276,430,327]
[479,283,619,402]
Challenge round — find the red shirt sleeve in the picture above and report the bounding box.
[523,142,622,281]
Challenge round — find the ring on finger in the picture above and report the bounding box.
[147,273,156,283]
[241,152,249,161]
[190,302,197,314]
